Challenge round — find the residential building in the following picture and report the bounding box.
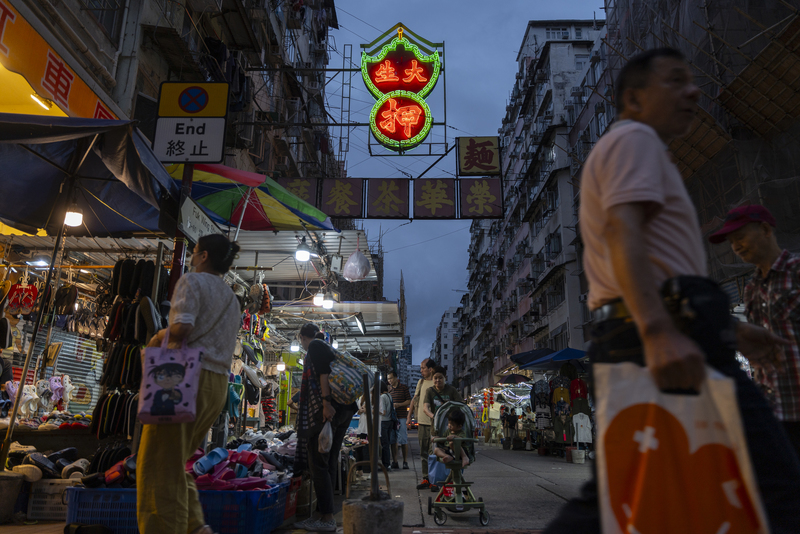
[432,307,461,384]
[396,335,413,386]
[454,19,604,396]
[408,365,422,398]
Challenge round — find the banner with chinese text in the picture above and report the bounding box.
[413,178,455,218]
[277,178,319,208]
[321,179,364,217]
[457,136,501,176]
[0,0,118,119]
[367,178,409,219]
[459,178,502,218]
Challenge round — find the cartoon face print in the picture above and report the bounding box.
[155,369,183,389]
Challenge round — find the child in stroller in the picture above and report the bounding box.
[427,401,489,526]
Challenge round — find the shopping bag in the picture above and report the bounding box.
[594,362,770,534]
[328,349,372,405]
[138,329,203,424]
[318,421,333,454]
[427,454,448,485]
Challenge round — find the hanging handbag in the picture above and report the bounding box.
[137,329,203,424]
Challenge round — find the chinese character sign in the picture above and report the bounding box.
[362,26,440,152]
[414,179,455,218]
[459,178,502,218]
[457,136,501,176]
[322,179,363,217]
[277,178,318,207]
[367,179,409,218]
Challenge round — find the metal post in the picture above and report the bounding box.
[151,241,166,302]
[168,164,193,299]
[371,371,380,499]
[233,187,253,241]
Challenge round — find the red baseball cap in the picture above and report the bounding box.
[708,205,776,244]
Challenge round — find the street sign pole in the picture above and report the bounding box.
[168,163,193,299]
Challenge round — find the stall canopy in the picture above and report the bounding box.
[520,347,588,370]
[510,347,554,367]
[167,164,336,233]
[0,113,179,237]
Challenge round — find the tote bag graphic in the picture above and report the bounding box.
[594,363,770,534]
[328,349,373,405]
[138,330,203,424]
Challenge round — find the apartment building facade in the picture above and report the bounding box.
[452,20,604,397]
[431,307,461,384]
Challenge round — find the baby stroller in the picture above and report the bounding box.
[426,401,489,526]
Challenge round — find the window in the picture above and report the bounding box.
[575,27,583,39]
[575,54,589,71]
[546,27,569,40]
[87,0,124,43]
[444,345,448,349]
[443,322,448,328]
[444,334,448,338]
[546,276,566,310]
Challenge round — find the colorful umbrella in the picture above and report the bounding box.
[495,373,530,385]
[166,164,336,233]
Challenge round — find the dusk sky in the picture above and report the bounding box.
[327,0,603,364]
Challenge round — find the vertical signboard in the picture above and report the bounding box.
[413,179,455,218]
[457,136,501,176]
[322,179,364,217]
[277,177,318,207]
[459,178,503,218]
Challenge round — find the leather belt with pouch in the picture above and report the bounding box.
[593,299,631,323]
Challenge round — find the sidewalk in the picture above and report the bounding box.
[280,430,593,533]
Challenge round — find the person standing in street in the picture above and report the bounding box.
[138,235,241,534]
[545,48,800,533]
[408,358,435,489]
[293,323,357,533]
[710,205,800,459]
[423,367,463,432]
[378,380,394,471]
[387,370,411,469]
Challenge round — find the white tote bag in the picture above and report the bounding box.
[594,362,770,534]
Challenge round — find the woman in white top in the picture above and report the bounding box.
[379,380,394,469]
[138,234,241,534]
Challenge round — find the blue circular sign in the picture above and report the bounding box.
[178,87,209,113]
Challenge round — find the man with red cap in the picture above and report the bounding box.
[710,204,800,458]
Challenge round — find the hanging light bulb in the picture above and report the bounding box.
[294,237,318,262]
[322,293,334,309]
[276,361,286,372]
[64,206,83,227]
[332,339,339,349]
[313,292,324,306]
[290,340,300,352]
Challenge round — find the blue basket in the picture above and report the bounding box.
[65,488,138,534]
[65,485,285,534]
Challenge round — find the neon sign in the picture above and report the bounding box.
[362,27,440,152]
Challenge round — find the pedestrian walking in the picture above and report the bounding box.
[710,204,800,459]
[379,380,394,470]
[409,358,435,489]
[545,48,800,533]
[423,367,463,434]
[293,323,357,533]
[137,235,241,534]
[387,370,412,469]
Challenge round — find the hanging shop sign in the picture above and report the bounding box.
[362,26,440,152]
[178,196,224,244]
[0,0,119,118]
[153,82,229,163]
[457,136,501,176]
[276,177,319,208]
[315,178,501,219]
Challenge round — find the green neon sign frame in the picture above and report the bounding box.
[369,90,432,152]
[361,37,441,99]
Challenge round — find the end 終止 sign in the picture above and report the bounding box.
[153,82,229,163]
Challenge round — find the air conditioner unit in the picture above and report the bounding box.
[564,99,574,109]
[578,294,588,303]
[308,81,321,93]
[570,86,584,97]
[591,50,602,63]
[515,72,523,80]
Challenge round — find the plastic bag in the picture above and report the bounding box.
[594,362,770,534]
[318,421,333,454]
[343,250,370,281]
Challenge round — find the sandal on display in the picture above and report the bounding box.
[193,447,229,476]
[62,459,91,479]
[23,452,59,478]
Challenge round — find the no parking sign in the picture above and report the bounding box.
[153,82,229,163]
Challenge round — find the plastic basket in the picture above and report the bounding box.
[66,485,284,534]
[28,479,82,521]
[200,485,281,534]
[283,477,302,520]
[65,487,138,534]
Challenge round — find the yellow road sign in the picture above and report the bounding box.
[158,82,229,118]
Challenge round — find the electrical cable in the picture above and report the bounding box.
[383,226,469,254]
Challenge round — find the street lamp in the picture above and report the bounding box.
[64,205,83,227]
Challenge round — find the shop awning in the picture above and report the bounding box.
[510,347,554,366]
[0,113,179,236]
[520,347,587,370]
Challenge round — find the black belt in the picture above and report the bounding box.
[592,299,631,323]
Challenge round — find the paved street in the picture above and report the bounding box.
[279,429,594,533]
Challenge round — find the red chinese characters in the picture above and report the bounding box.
[0,1,16,56]
[41,51,74,108]
[378,97,424,139]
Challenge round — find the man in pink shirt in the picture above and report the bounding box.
[544,48,800,533]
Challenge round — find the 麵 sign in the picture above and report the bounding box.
[362,26,440,152]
